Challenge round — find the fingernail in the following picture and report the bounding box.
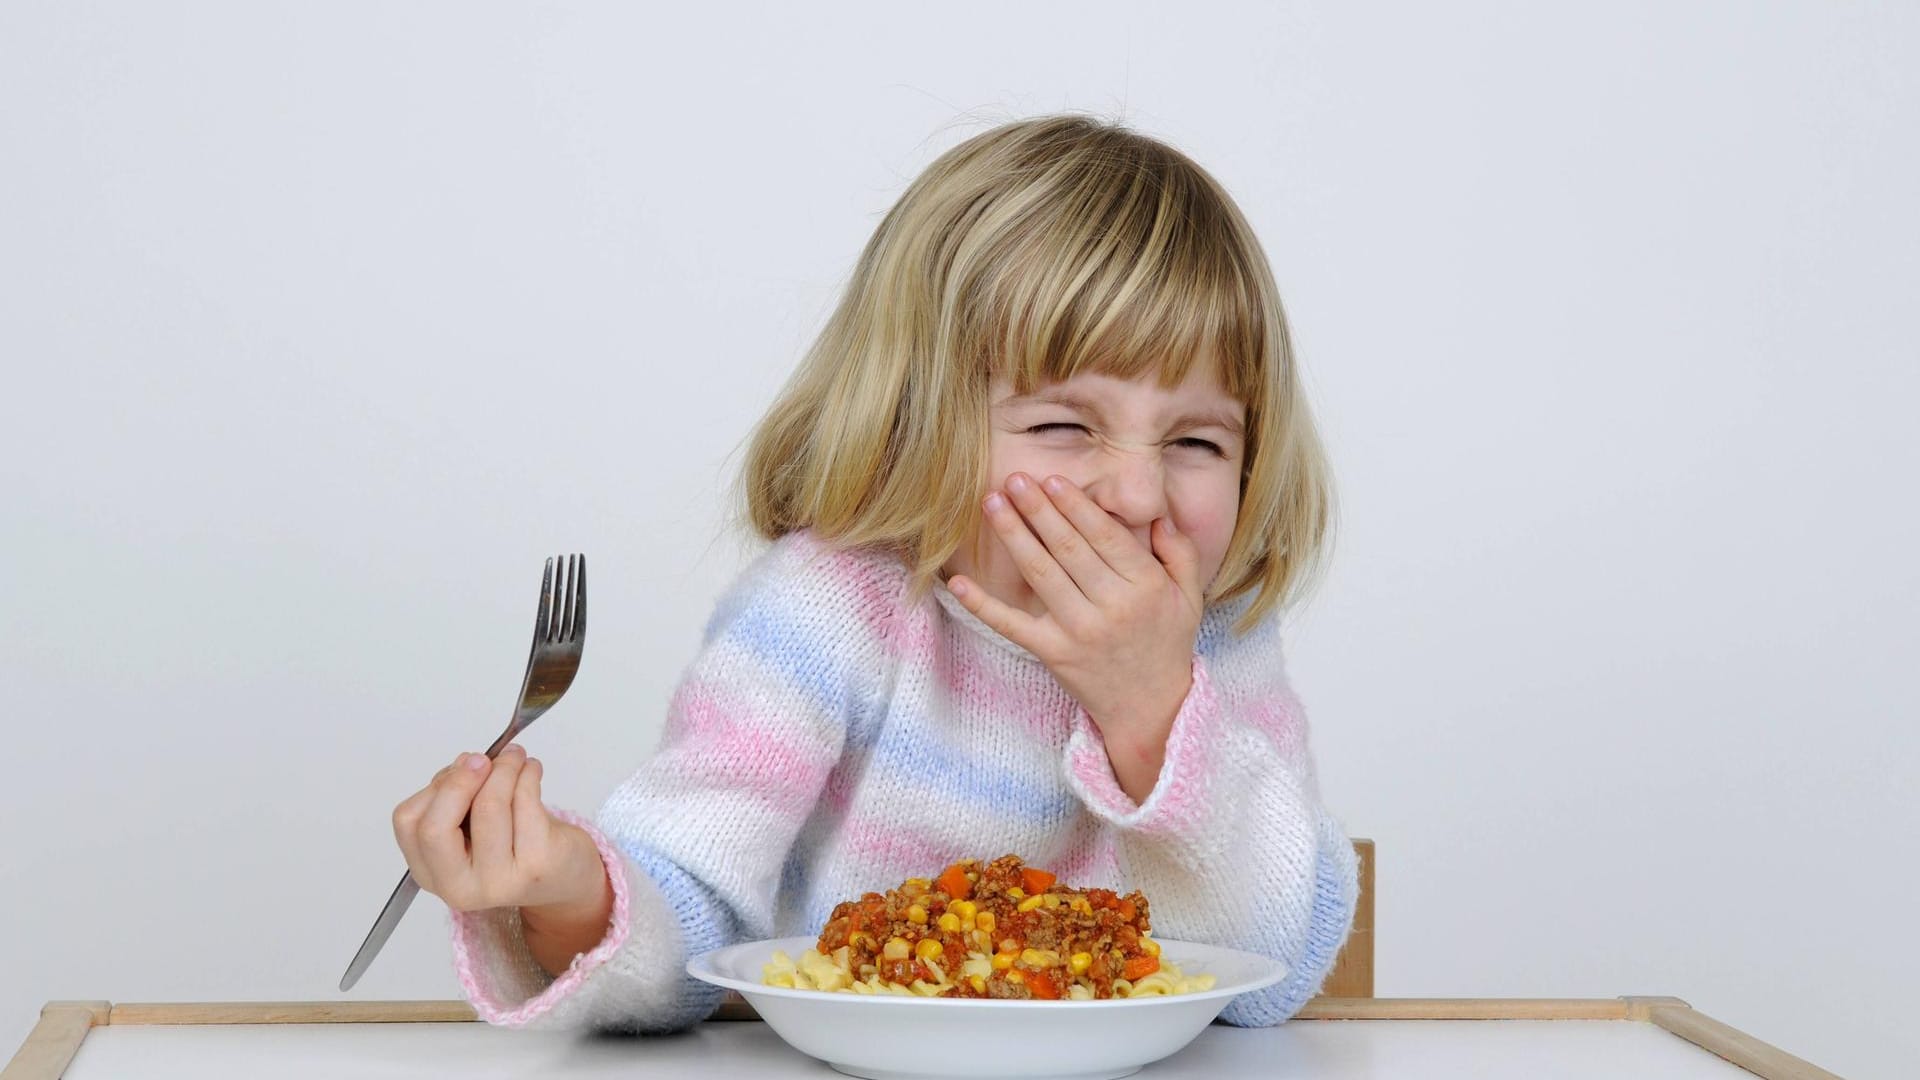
[1006,474,1029,494]
[1043,476,1065,495]
[464,754,487,771]
[1164,517,1178,535]
[984,492,1007,512]
[948,578,969,598]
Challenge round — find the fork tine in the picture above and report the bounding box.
[556,554,576,643]
[534,556,555,642]
[571,555,586,642]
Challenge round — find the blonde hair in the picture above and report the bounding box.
[736,112,1334,633]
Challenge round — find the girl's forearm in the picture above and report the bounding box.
[1092,679,1186,803]
[521,826,617,978]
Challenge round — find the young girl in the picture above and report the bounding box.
[391,113,1359,1033]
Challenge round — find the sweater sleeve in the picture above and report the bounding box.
[445,532,895,1032]
[1059,599,1360,1025]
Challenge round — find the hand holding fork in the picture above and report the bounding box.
[339,555,602,991]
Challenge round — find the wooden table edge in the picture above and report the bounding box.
[4,996,1842,1080]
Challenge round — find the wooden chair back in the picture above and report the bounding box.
[1316,838,1375,999]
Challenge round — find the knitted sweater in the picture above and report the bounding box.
[447,528,1360,1032]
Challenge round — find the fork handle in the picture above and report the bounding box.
[339,870,422,991]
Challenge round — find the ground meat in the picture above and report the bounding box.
[809,854,1160,999]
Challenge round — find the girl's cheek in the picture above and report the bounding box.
[1171,494,1239,549]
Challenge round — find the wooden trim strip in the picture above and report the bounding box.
[1642,1002,1844,1080]
[1,1002,110,1080]
[1296,997,1633,1021]
[109,1001,479,1026]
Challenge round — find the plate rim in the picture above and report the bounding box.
[687,934,1288,1009]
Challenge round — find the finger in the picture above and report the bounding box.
[392,766,448,837]
[983,488,1093,617]
[1151,517,1205,601]
[418,752,490,896]
[469,744,526,891]
[1039,474,1160,581]
[511,755,553,862]
[393,753,465,887]
[946,574,1052,655]
[1005,473,1124,599]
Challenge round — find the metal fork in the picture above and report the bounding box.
[338,554,587,992]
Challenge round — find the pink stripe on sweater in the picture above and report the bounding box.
[841,818,951,871]
[664,683,835,814]
[931,628,1064,741]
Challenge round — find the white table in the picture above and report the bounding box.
[5,998,1841,1080]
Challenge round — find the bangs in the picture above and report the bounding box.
[975,150,1269,405]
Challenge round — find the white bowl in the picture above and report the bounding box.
[687,935,1287,1080]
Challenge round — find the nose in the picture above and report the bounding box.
[1081,446,1168,537]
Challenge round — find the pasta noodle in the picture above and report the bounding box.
[761,855,1218,1000]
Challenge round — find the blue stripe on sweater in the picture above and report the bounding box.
[868,718,1081,825]
[621,841,742,1033]
[1217,820,1359,1027]
[708,588,865,721]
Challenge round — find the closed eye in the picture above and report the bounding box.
[1026,424,1225,457]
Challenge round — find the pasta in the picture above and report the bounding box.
[761,855,1217,1000]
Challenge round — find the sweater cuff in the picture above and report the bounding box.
[448,808,632,1026]
[1063,655,1230,855]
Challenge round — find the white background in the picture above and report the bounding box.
[2,3,1913,1077]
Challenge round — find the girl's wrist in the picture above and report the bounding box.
[521,825,616,978]
[1087,659,1192,739]
[522,824,614,929]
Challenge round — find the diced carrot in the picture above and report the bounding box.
[936,862,973,900]
[1026,970,1061,999]
[1122,954,1160,981]
[1020,867,1056,895]
[1116,898,1137,920]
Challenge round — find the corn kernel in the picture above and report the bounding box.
[937,912,961,933]
[904,877,929,889]
[1020,948,1060,968]
[975,911,996,933]
[1017,893,1045,913]
[1006,887,1025,900]
[1041,893,1061,910]
[1141,937,1161,957]
[915,938,943,961]
[1007,968,1026,985]
[951,900,977,922]
[969,974,987,994]
[1070,952,1093,974]
[992,952,1014,970]
[883,937,910,961]
[907,904,928,925]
